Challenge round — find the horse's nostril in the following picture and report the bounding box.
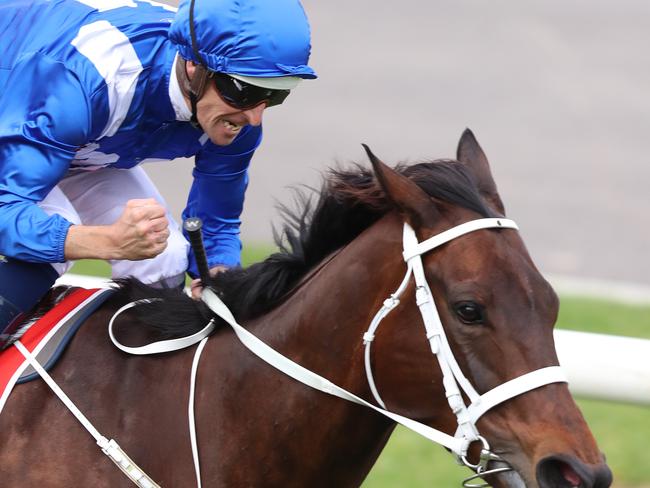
[559,461,582,487]
[536,455,613,488]
[537,457,583,488]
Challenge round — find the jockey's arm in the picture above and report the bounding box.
[0,53,168,264]
[0,53,89,264]
[182,124,263,278]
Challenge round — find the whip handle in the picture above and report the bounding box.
[183,217,212,286]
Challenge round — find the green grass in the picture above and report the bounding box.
[70,258,112,277]
[70,246,650,487]
[557,295,650,339]
[363,428,467,487]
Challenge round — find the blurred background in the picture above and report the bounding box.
[150,0,650,288]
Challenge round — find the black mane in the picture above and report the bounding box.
[114,159,496,337]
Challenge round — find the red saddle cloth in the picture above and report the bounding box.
[0,287,111,413]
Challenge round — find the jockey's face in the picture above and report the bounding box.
[185,62,266,146]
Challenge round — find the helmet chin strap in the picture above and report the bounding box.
[185,0,209,130]
[189,64,209,130]
[176,58,209,130]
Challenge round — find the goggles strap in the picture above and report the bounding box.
[188,64,209,130]
[189,93,199,129]
[187,0,209,129]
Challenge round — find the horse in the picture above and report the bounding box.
[0,129,612,488]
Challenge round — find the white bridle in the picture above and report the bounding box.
[18,217,568,488]
[363,217,567,486]
[104,217,568,487]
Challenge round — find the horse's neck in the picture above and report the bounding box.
[198,216,405,486]
[251,215,403,387]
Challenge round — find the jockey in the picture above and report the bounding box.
[0,0,317,348]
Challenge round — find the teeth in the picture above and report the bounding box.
[223,120,241,132]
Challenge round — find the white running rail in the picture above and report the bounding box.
[554,329,650,406]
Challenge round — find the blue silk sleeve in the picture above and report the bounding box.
[0,53,91,262]
[183,124,263,277]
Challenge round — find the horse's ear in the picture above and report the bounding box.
[456,128,506,214]
[362,144,438,228]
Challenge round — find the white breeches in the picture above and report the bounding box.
[39,166,189,286]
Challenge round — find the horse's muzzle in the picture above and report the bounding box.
[536,454,613,488]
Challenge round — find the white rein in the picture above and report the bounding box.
[25,217,567,488]
[191,217,567,487]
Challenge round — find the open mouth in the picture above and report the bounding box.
[222,119,242,134]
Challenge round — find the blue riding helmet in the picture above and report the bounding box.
[169,0,317,80]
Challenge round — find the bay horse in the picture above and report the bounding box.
[0,130,612,487]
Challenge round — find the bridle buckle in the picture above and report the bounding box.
[460,436,513,487]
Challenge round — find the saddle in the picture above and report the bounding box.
[0,287,113,413]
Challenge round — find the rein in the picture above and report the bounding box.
[193,217,567,487]
[25,218,567,487]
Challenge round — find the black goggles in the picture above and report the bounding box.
[209,72,290,110]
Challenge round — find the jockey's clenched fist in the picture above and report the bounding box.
[64,198,170,262]
[113,199,170,260]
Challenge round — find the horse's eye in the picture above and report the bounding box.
[454,302,485,325]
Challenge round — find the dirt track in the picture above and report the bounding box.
[147,0,650,286]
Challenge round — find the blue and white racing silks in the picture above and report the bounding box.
[0,0,269,276]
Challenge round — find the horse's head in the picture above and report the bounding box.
[363,130,612,488]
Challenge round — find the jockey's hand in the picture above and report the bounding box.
[111,198,169,260]
[64,198,169,261]
[191,265,228,300]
